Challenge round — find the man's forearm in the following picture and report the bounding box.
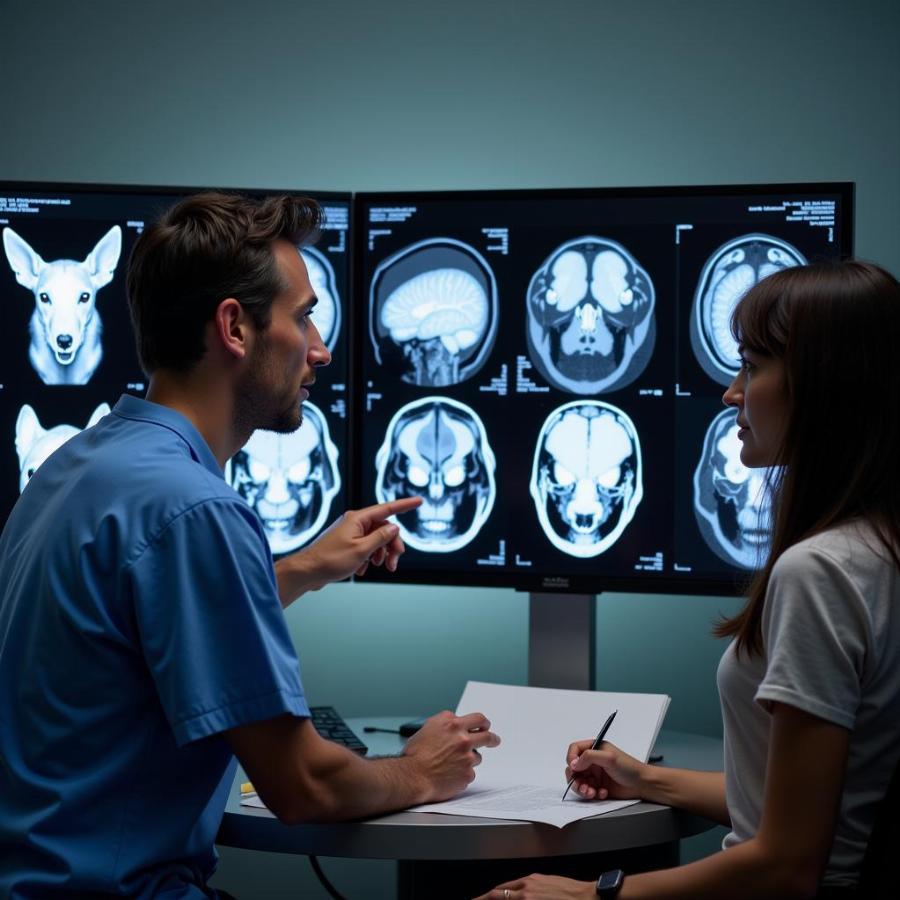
[640,767,729,826]
[273,553,316,608]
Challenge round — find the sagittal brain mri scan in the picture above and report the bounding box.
[691,234,806,385]
[299,247,341,351]
[228,402,340,555]
[375,396,496,553]
[693,408,772,568]
[530,401,643,558]
[15,402,110,491]
[526,237,656,394]
[370,239,498,387]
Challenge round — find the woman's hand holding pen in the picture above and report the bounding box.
[565,739,647,801]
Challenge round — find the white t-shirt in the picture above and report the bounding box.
[717,520,900,887]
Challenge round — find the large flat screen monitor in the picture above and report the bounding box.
[352,183,854,595]
[0,182,351,559]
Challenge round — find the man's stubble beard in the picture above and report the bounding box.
[236,344,304,437]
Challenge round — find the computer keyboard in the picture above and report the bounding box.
[309,706,368,755]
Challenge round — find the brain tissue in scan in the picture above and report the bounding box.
[370,239,497,387]
[530,401,643,558]
[299,246,341,351]
[228,402,340,555]
[690,234,806,385]
[693,408,772,569]
[374,396,496,553]
[526,237,656,394]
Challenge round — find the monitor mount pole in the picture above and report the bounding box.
[528,592,596,691]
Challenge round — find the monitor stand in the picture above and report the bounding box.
[528,592,596,690]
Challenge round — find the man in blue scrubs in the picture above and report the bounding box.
[0,193,500,899]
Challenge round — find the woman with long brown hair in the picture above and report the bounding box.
[478,260,900,899]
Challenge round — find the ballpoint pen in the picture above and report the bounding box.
[562,709,618,801]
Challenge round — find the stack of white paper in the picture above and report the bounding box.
[411,680,670,828]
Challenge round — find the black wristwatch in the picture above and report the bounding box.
[596,868,624,897]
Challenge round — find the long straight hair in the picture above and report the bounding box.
[715,260,900,656]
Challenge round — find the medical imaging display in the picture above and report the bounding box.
[227,402,341,555]
[354,183,852,594]
[693,408,772,569]
[369,239,498,387]
[526,237,656,394]
[0,181,352,539]
[374,396,496,553]
[530,401,643,558]
[690,234,807,386]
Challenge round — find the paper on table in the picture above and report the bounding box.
[411,681,670,828]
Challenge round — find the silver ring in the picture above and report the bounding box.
[504,891,510,899]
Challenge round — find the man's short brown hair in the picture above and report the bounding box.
[126,191,322,375]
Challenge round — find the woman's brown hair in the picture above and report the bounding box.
[715,260,900,656]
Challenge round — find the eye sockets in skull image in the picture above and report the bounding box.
[690,234,806,385]
[693,408,772,569]
[227,402,340,556]
[299,247,341,351]
[374,397,496,553]
[526,237,656,395]
[530,401,643,558]
[369,239,498,387]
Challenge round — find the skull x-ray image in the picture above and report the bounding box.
[530,401,643,558]
[526,237,656,394]
[370,239,498,387]
[690,234,806,385]
[299,246,341,351]
[693,408,772,569]
[15,403,110,492]
[374,397,496,553]
[228,402,340,555]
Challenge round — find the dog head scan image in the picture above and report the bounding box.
[526,236,655,395]
[693,407,772,568]
[374,396,496,553]
[227,402,341,556]
[2,226,122,385]
[690,234,806,386]
[529,400,643,558]
[15,403,111,492]
[369,239,498,388]
[299,247,341,352]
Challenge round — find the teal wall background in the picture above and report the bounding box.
[4,0,898,896]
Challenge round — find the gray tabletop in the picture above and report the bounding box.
[217,718,722,861]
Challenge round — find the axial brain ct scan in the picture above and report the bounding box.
[299,246,341,351]
[530,400,643,558]
[526,237,655,394]
[375,396,496,553]
[228,402,340,555]
[370,239,498,387]
[691,234,806,385]
[693,407,772,569]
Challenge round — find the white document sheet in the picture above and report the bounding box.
[411,681,670,828]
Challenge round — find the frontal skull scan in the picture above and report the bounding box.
[228,402,340,555]
[526,237,655,394]
[690,235,806,385]
[375,397,496,553]
[693,408,772,568]
[15,403,110,492]
[530,401,643,558]
[370,239,497,387]
[299,247,341,351]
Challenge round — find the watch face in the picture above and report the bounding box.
[597,869,624,895]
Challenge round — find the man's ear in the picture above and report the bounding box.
[213,298,252,360]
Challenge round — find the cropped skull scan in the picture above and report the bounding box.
[299,246,341,351]
[374,397,496,553]
[227,402,340,555]
[369,239,497,387]
[690,234,806,385]
[530,401,643,558]
[526,237,656,394]
[693,408,772,568]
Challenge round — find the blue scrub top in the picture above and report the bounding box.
[0,395,309,899]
